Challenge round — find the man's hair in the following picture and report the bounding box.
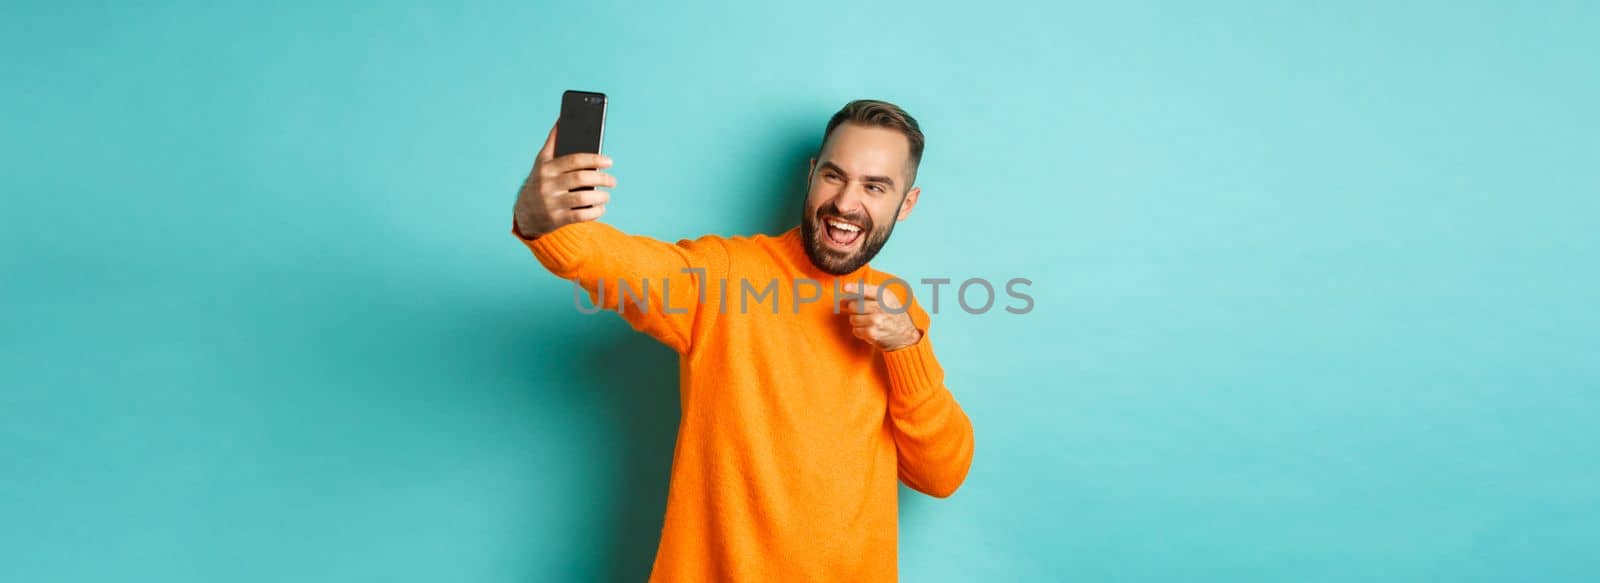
[820,99,925,182]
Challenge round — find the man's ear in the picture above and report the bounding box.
[807,158,816,185]
[896,186,921,222]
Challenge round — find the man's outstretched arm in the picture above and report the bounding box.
[512,122,726,354]
[841,283,976,498]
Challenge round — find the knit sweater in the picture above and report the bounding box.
[513,220,975,581]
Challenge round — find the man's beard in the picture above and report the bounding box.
[800,201,897,276]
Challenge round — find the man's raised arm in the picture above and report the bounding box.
[511,122,727,354]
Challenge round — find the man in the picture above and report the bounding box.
[511,100,974,581]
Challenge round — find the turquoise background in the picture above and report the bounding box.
[4,1,1597,581]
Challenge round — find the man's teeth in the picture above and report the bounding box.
[827,220,860,232]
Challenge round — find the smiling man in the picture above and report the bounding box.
[511,99,975,581]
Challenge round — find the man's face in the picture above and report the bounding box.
[801,123,921,275]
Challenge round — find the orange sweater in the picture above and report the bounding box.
[514,220,975,581]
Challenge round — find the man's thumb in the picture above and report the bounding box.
[537,121,558,162]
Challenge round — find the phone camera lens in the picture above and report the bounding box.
[587,96,600,104]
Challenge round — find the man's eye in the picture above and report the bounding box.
[824,173,841,182]
[867,184,884,193]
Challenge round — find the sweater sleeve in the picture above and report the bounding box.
[512,218,727,354]
[881,298,976,498]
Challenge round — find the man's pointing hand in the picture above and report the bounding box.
[839,282,922,352]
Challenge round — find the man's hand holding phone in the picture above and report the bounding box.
[513,122,615,239]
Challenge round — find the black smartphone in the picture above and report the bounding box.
[556,90,607,207]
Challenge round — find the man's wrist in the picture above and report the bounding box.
[512,215,543,240]
[882,327,923,352]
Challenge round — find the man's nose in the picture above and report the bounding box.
[830,186,866,215]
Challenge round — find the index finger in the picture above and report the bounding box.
[838,295,880,314]
[843,280,880,299]
[844,281,905,311]
[545,152,613,175]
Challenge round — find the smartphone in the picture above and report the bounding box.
[556,90,607,208]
